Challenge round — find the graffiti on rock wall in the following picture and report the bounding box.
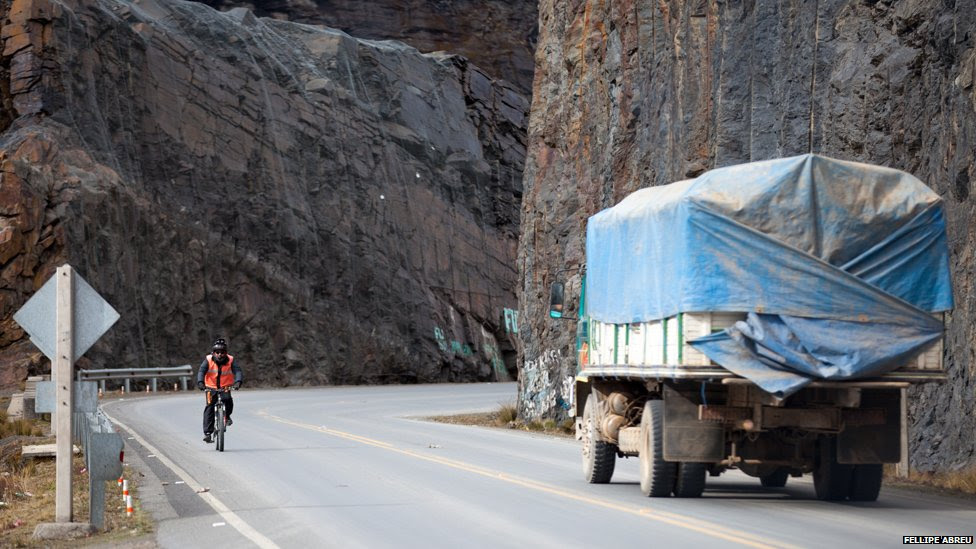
[431,306,517,378]
[434,326,472,356]
[521,348,563,417]
[433,325,512,380]
[434,327,448,352]
[503,308,519,334]
[483,341,512,381]
[554,375,573,411]
[481,326,511,381]
[450,340,473,356]
[523,348,561,372]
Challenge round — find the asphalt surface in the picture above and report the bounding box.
[101,383,976,548]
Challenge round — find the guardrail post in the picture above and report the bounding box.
[181,376,188,391]
[86,409,123,530]
[124,378,130,394]
[151,379,157,392]
[89,479,105,529]
[99,380,106,393]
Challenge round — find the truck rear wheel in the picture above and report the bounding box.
[582,393,616,483]
[814,437,852,501]
[673,463,707,497]
[639,400,677,497]
[849,464,883,501]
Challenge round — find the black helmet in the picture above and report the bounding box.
[212,338,227,352]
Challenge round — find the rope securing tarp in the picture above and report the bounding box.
[585,154,953,397]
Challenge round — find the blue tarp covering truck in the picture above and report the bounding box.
[552,154,952,501]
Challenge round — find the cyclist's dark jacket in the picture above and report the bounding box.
[197,354,243,389]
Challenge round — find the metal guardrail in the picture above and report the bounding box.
[32,366,192,526]
[77,365,194,393]
[32,366,194,527]
[36,381,122,530]
[73,408,123,530]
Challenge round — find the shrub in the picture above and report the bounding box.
[497,403,518,425]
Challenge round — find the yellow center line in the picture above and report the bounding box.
[263,411,395,448]
[258,409,802,549]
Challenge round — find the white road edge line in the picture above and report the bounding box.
[102,405,280,549]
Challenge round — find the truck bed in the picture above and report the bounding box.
[581,311,945,385]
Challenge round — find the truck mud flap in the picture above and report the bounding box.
[837,388,900,464]
[573,377,591,418]
[663,385,724,462]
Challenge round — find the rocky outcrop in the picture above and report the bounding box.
[0,0,527,389]
[196,0,538,96]
[518,0,976,472]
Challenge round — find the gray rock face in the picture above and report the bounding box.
[0,0,527,388]
[519,0,976,471]
[196,0,538,96]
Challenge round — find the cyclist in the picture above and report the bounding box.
[197,338,243,443]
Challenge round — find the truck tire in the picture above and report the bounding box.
[760,468,789,488]
[582,393,616,483]
[639,400,677,497]
[673,463,707,497]
[814,437,852,501]
[849,464,883,501]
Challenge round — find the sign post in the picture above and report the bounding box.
[13,264,119,524]
[55,265,74,521]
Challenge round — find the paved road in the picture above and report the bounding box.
[103,383,976,549]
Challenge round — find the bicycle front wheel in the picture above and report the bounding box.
[215,404,225,452]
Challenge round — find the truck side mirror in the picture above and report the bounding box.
[549,282,565,318]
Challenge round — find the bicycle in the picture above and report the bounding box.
[211,388,231,452]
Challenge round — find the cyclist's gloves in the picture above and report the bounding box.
[197,381,205,390]
[234,381,242,390]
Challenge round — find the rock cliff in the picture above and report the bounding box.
[518,0,976,472]
[196,0,538,96]
[0,0,527,389]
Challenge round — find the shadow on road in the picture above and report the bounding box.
[601,480,976,510]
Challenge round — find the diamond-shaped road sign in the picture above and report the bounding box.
[13,268,120,362]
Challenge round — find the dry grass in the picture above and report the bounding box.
[429,403,575,437]
[0,398,155,546]
[497,403,518,424]
[0,411,46,440]
[909,469,976,494]
[885,463,976,496]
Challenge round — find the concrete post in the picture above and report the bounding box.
[54,266,74,522]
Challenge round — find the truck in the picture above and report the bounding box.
[549,154,952,501]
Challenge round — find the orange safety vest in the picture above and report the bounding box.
[204,354,236,389]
